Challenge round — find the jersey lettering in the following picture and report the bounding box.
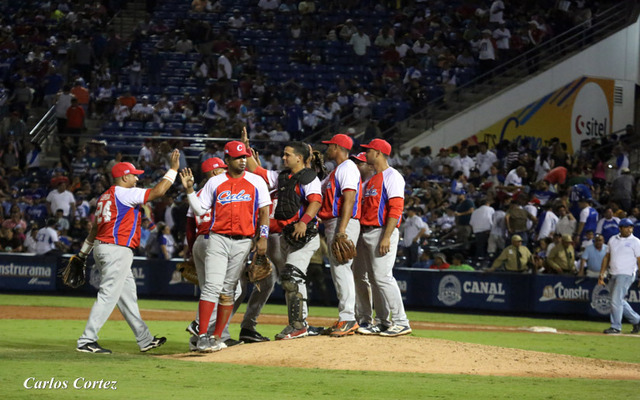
[217,190,252,205]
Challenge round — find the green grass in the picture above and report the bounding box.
[0,294,638,399]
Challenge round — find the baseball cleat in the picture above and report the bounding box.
[379,325,412,337]
[219,338,244,349]
[631,323,640,334]
[77,342,112,354]
[357,323,383,335]
[603,327,621,334]
[196,334,215,352]
[186,320,199,336]
[329,320,359,337]
[307,326,324,336]
[275,325,308,340]
[140,336,167,352]
[189,335,198,352]
[239,328,270,343]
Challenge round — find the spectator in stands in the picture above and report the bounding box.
[490,0,506,25]
[478,30,497,77]
[576,198,599,241]
[544,233,576,274]
[112,97,130,124]
[339,19,358,41]
[258,0,280,11]
[2,207,27,231]
[449,253,475,271]
[401,206,430,267]
[348,27,371,57]
[470,197,494,258]
[579,233,607,278]
[454,192,474,250]
[175,33,194,54]
[611,167,635,212]
[493,22,511,60]
[46,180,76,221]
[34,217,66,256]
[298,0,316,14]
[66,98,85,146]
[0,226,22,252]
[94,80,115,118]
[9,81,33,122]
[485,234,534,273]
[430,253,450,270]
[70,80,90,113]
[131,96,154,121]
[596,207,620,243]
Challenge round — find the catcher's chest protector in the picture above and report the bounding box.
[274,168,317,220]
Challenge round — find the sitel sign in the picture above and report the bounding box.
[571,82,611,151]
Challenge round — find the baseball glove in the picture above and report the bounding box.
[60,255,86,289]
[248,253,272,291]
[176,259,199,285]
[331,233,357,264]
[282,222,318,251]
[311,150,328,181]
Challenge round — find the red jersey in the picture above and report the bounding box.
[187,171,271,237]
[360,167,405,228]
[254,166,322,233]
[318,159,362,220]
[95,186,150,248]
[186,189,213,237]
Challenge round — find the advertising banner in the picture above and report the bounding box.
[472,76,614,152]
[0,254,58,291]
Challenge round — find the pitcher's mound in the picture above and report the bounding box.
[162,335,640,380]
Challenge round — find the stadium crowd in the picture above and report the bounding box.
[0,0,632,277]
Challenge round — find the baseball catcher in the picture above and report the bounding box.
[176,259,199,285]
[248,253,272,291]
[331,232,357,264]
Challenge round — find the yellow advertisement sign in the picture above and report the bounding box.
[472,76,614,152]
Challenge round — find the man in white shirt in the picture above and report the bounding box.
[537,206,558,240]
[504,166,526,188]
[131,96,154,121]
[401,207,430,267]
[475,142,497,176]
[598,218,640,334]
[348,28,371,57]
[35,218,65,255]
[493,23,511,56]
[258,0,279,11]
[450,147,475,178]
[217,50,232,80]
[412,37,430,55]
[228,9,245,28]
[555,204,577,236]
[489,0,505,24]
[488,206,507,257]
[46,181,76,219]
[470,197,494,258]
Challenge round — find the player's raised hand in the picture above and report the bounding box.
[241,126,249,146]
[169,149,181,171]
[251,148,261,167]
[180,168,195,190]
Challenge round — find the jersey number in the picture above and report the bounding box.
[96,200,112,223]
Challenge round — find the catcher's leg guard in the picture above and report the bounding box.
[281,264,307,329]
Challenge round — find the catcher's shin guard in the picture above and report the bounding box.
[281,264,307,329]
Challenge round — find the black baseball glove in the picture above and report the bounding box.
[282,222,318,251]
[60,255,87,289]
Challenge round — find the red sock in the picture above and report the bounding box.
[198,300,215,335]
[212,304,233,338]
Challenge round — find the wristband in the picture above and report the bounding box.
[79,240,94,258]
[162,169,178,184]
[259,224,269,239]
[300,214,313,225]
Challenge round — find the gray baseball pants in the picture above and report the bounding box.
[77,242,154,350]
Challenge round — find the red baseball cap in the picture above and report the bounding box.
[201,157,227,173]
[322,134,353,150]
[112,162,144,178]
[350,152,367,162]
[224,141,252,158]
[361,139,391,155]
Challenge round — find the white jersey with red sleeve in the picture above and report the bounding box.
[95,186,150,248]
[318,159,362,220]
[360,167,405,228]
[254,166,322,232]
[187,171,271,237]
[186,189,213,237]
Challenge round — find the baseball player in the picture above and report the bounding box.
[183,157,244,350]
[76,151,180,354]
[180,141,271,353]
[318,133,363,337]
[357,139,411,336]
[245,140,323,340]
[349,152,391,334]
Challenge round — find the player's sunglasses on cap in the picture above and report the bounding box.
[112,162,144,178]
[361,139,391,155]
[350,152,367,163]
[201,157,227,172]
[224,141,252,158]
[322,133,353,150]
